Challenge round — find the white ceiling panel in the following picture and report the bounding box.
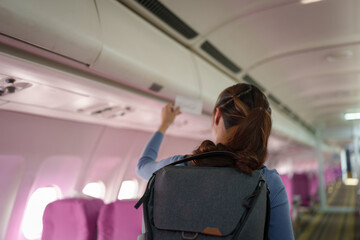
[250,46,360,90]
[290,73,360,100]
[205,0,359,69]
[160,0,293,35]
[250,44,360,126]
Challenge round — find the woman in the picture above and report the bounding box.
[136,83,294,240]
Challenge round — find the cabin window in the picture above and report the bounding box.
[21,186,62,239]
[118,179,139,200]
[82,181,106,199]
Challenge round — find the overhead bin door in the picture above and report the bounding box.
[0,0,102,64]
[91,0,200,100]
[193,55,235,113]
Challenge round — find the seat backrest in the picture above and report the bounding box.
[292,173,310,206]
[42,198,104,240]
[97,200,143,240]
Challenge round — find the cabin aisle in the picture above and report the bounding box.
[296,182,358,240]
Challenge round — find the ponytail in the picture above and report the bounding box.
[192,84,272,174]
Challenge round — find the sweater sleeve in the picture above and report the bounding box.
[264,169,295,240]
[136,131,184,180]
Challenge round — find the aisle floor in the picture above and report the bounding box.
[295,182,359,240]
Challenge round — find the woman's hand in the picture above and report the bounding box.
[158,102,181,134]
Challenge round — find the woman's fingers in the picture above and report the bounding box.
[158,103,180,134]
[175,106,181,115]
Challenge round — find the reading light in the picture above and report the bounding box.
[344,113,360,121]
[301,0,323,4]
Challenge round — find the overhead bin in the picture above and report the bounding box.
[0,0,102,64]
[193,55,235,113]
[91,0,200,100]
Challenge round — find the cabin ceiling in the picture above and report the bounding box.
[0,0,358,148]
[122,0,360,139]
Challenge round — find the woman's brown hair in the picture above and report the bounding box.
[192,84,272,174]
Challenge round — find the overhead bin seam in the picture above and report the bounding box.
[0,33,90,67]
[189,53,204,101]
[92,0,105,66]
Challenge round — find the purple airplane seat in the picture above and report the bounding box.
[292,173,310,207]
[42,198,104,240]
[97,200,143,240]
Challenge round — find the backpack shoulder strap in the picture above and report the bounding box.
[263,188,271,240]
[166,151,237,166]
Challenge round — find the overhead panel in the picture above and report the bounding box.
[206,0,358,69]
[0,81,89,109]
[92,0,200,100]
[250,45,360,126]
[250,45,360,91]
[0,0,102,64]
[193,55,235,113]
[160,0,289,35]
[271,106,317,148]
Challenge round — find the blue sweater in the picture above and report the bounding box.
[136,131,294,240]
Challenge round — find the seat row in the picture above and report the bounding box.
[42,198,142,240]
[280,166,342,212]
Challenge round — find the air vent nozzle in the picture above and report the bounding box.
[149,83,163,92]
[0,78,32,97]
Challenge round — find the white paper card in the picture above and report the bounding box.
[174,95,203,115]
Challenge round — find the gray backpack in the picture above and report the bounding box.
[135,151,270,240]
